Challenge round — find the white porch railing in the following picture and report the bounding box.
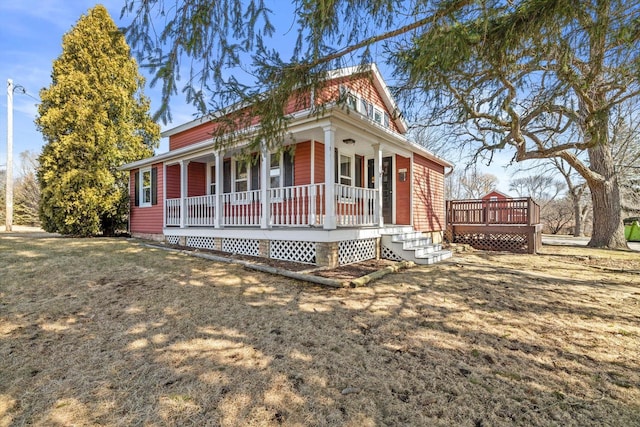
[165,198,181,226]
[164,183,378,228]
[270,183,325,226]
[186,194,216,226]
[221,189,262,226]
[335,184,378,226]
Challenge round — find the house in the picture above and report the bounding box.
[121,64,453,267]
[481,190,510,201]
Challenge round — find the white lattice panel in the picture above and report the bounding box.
[270,240,316,264]
[339,238,376,265]
[222,238,260,256]
[166,235,180,245]
[381,245,403,261]
[186,236,216,250]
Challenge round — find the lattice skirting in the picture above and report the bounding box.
[166,235,180,245]
[381,245,403,261]
[339,238,377,265]
[271,240,316,264]
[186,236,216,250]
[453,232,528,253]
[222,238,260,256]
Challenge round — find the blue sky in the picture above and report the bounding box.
[0,0,209,166]
[0,1,513,190]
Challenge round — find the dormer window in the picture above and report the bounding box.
[340,85,392,129]
[346,94,357,111]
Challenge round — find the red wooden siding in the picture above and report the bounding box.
[169,121,214,151]
[129,163,164,234]
[294,141,312,186]
[188,162,207,197]
[165,164,180,199]
[412,154,445,232]
[395,154,411,225]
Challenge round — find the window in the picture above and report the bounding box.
[135,167,156,207]
[208,165,216,194]
[230,154,261,193]
[235,161,248,192]
[270,153,281,188]
[141,169,152,205]
[361,98,372,117]
[346,94,357,111]
[269,151,294,188]
[339,154,352,186]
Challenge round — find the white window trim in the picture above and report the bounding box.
[234,159,249,193]
[139,167,152,208]
[337,150,356,204]
[206,161,216,195]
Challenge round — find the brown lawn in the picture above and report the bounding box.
[1,233,639,426]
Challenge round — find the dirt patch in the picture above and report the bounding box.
[1,236,639,426]
[156,242,400,282]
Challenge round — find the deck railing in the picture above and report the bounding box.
[164,182,379,228]
[446,197,540,226]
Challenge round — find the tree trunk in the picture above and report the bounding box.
[573,205,582,237]
[569,192,583,237]
[586,143,628,248]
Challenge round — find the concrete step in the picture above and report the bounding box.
[379,226,414,235]
[381,233,450,265]
[412,249,453,265]
[401,237,434,249]
[413,244,443,257]
[391,232,430,242]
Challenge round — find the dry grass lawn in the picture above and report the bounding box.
[1,233,639,426]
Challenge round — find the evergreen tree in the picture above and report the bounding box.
[37,5,159,236]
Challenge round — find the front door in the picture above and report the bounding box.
[368,157,394,224]
[381,156,393,223]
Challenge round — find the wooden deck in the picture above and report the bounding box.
[446,198,542,254]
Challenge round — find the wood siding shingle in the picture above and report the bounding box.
[395,154,411,225]
[412,154,445,232]
[130,163,164,234]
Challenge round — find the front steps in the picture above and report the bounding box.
[380,226,452,265]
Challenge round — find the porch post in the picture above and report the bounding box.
[260,141,270,229]
[162,163,167,228]
[179,159,189,228]
[214,152,223,228]
[373,143,384,227]
[323,125,337,229]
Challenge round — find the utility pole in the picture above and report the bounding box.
[6,79,13,232]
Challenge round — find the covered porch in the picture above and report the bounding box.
[161,120,397,231]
